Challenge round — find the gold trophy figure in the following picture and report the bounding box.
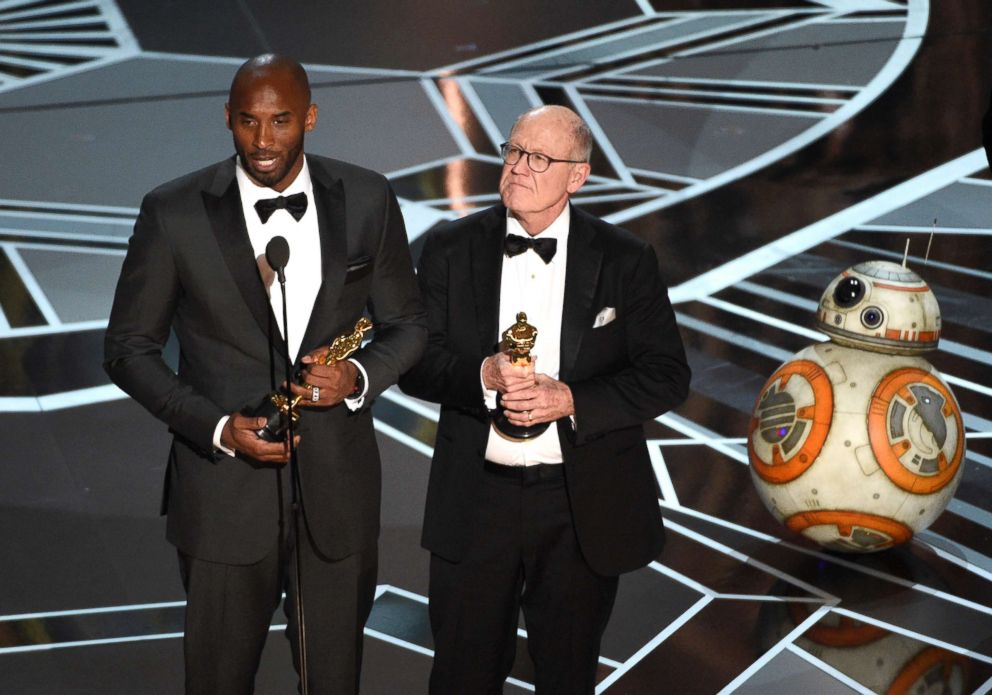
[493,312,549,440]
[252,317,373,442]
[316,316,373,366]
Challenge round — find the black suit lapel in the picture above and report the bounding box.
[202,159,288,359]
[298,158,347,357]
[560,206,602,379]
[471,206,507,353]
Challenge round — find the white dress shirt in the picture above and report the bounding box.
[236,158,321,360]
[212,157,365,454]
[483,205,570,466]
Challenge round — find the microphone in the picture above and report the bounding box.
[265,235,290,284]
[260,233,309,688]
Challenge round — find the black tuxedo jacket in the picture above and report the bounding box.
[104,155,426,565]
[399,204,690,576]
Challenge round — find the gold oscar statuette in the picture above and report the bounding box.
[492,312,549,441]
[252,317,374,442]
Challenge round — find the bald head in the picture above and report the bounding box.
[510,105,593,162]
[225,54,317,191]
[499,104,592,235]
[230,53,311,104]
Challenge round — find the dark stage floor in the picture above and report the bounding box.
[1,0,991,693]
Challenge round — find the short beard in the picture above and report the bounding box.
[237,138,304,190]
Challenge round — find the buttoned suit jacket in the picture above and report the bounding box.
[399,204,690,576]
[104,154,426,565]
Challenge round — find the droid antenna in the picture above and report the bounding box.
[923,217,936,266]
[902,238,910,268]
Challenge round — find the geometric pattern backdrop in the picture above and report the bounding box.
[1,0,990,692]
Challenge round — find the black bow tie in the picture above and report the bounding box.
[504,234,557,264]
[254,192,308,223]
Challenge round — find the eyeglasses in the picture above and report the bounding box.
[499,142,586,173]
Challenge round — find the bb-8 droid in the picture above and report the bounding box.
[748,260,965,552]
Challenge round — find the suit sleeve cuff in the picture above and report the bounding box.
[213,416,236,457]
[344,358,369,411]
[480,359,497,410]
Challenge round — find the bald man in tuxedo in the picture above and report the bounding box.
[105,54,425,693]
[400,105,690,694]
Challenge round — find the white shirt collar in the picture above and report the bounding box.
[506,203,570,244]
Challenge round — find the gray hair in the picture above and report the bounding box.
[511,105,593,162]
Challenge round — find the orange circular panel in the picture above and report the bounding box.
[868,368,964,494]
[887,646,967,695]
[749,360,833,483]
[785,510,913,551]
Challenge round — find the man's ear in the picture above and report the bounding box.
[305,103,318,133]
[566,163,591,194]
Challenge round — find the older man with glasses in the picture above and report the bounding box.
[400,105,691,694]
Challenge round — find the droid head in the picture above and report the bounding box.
[816,261,940,355]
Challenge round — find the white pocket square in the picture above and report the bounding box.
[593,306,616,328]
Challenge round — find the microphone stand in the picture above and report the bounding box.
[275,267,309,695]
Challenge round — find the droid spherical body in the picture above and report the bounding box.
[748,261,965,552]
